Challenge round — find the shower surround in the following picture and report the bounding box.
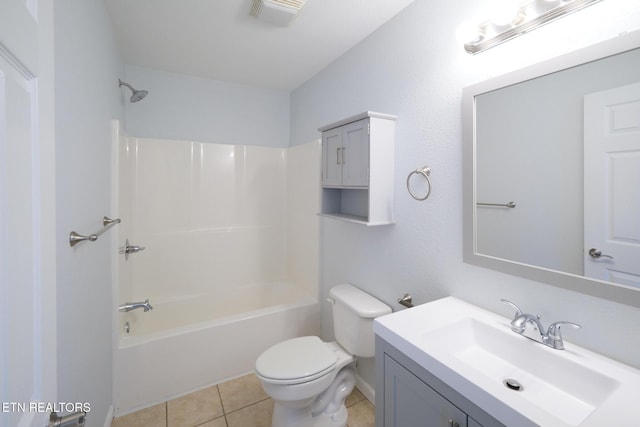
[113,127,320,415]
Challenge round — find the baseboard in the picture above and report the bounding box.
[103,405,113,427]
[354,373,375,404]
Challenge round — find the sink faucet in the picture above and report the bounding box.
[501,299,580,350]
[119,299,153,312]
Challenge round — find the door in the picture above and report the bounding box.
[341,118,369,187]
[384,355,467,427]
[584,82,640,287]
[0,1,57,427]
[322,126,342,187]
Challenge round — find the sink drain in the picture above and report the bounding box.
[503,378,523,391]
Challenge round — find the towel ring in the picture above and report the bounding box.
[407,166,432,201]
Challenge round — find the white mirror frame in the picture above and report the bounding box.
[463,30,640,308]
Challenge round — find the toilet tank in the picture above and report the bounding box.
[329,283,392,357]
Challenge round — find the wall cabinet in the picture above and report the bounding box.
[322,118,369,187]
[376,336,504,427]
[319,111,396,225]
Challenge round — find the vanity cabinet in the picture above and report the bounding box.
[383,355,467,426]
[376,336,504,427]
[319,111,396,225]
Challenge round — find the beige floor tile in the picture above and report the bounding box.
[167,385,224,427]
[112,403,166,427]
[195,416,227,427]
[226,399,274,427]
[218,373,269,413]
[346,399,375,427]
[345,387,366,407]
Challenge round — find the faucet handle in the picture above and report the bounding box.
[546,321,581,350]
[501,299,523,319]
[547,321,581,337]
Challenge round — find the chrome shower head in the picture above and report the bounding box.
[118,79,148,103]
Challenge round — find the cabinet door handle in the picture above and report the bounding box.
[341,146,346,164]
[336,147,342,164]
[448,420,459,427]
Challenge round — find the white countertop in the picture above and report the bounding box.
[374,297,640,427]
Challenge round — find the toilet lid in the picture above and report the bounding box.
[256,336,337,382]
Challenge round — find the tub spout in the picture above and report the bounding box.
[119,299,153,312]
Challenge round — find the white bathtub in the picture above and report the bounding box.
[113,281,320,416]
[112,131,322,416]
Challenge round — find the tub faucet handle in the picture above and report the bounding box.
[119,299,153,313]
[121,238,146,260]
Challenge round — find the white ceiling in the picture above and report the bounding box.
[104,0,415,91]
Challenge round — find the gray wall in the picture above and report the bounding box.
[290,0,640,387]
[123,64,290,147]
[54,0,123,425]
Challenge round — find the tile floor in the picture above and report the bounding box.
[112,373,375,427]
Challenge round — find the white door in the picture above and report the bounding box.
[584,82,640,287]
[0,1,57,427]
[341,118,369,187]
[322,127,342,186]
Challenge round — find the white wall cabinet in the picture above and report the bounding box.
[322,118,370,187]
[319,111,396,225]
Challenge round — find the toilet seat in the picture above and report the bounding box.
[256,336,337,385]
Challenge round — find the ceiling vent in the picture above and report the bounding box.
[250,0,307,26]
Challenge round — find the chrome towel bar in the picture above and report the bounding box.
[69,216,121,247]
[477,201,516,208]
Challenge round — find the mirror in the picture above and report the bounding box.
[463,31,640,307]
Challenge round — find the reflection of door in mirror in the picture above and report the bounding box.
[584,82,640,287]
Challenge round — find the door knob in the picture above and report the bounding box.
[588,248,613,260]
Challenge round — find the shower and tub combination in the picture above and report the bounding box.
[111,119,321,416]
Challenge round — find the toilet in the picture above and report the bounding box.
[255,283,392,427]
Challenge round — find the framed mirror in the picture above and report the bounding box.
[463,31,640,307]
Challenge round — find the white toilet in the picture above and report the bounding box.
[255,283,392,427]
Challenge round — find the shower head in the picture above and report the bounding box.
[118,79,148,103]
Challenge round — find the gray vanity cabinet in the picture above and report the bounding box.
[376,336,504,427]
[383,355,467,426]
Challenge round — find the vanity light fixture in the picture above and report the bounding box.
[464,0,602,54]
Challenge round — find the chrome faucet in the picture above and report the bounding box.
[501,299,580,350]
[119,299,153,312]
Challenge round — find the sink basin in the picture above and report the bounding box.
[423,318,618,425]
[374,297,640,427]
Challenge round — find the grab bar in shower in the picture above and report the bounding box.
[69,216,121,247]
[477,201,516,208]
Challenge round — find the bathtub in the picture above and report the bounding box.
[113,281,320,416]
[112,129,322,416]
